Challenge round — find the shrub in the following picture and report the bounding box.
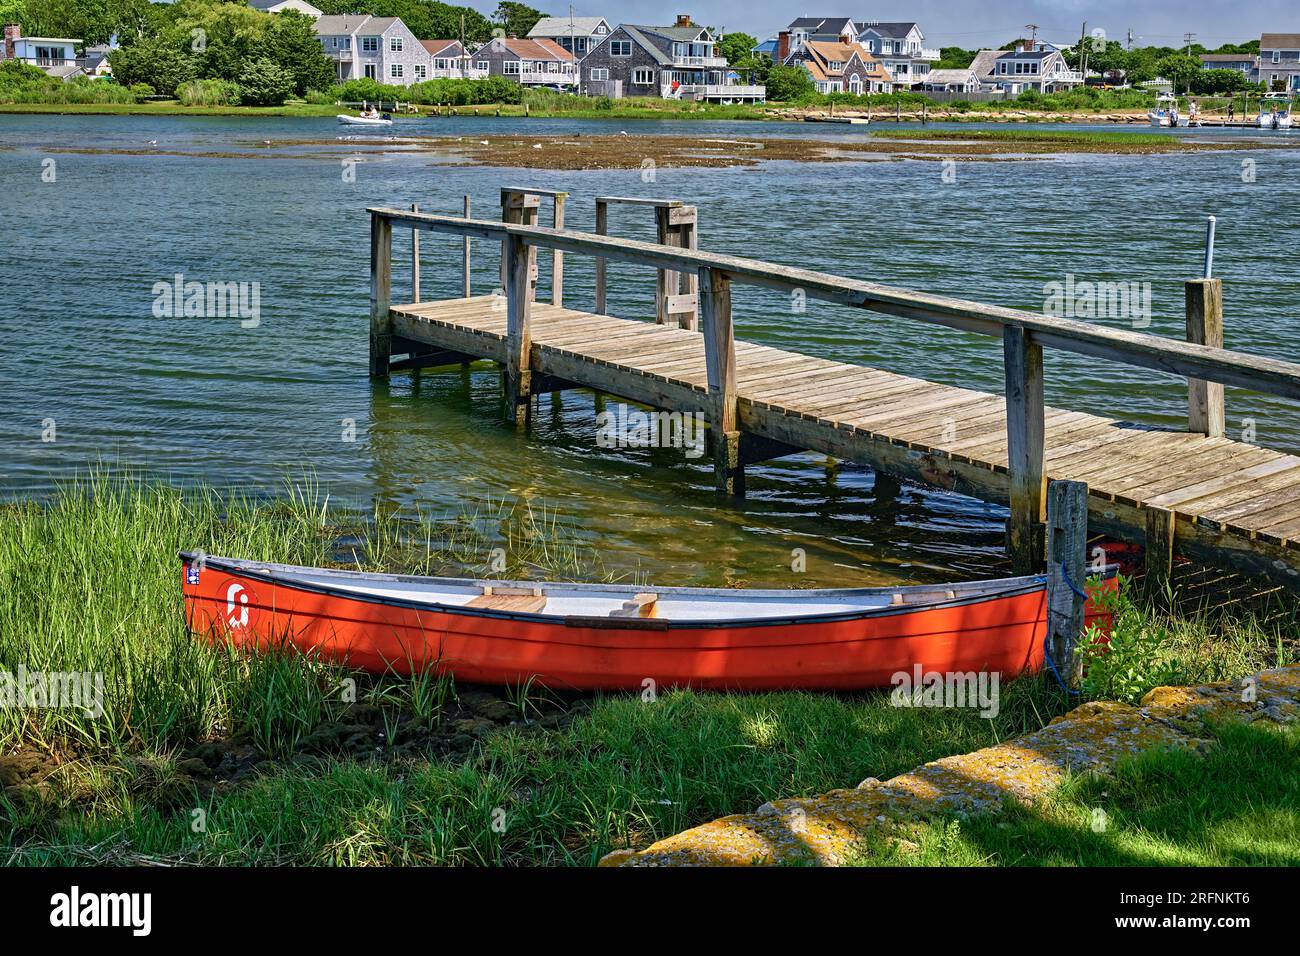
[129,82,156,102]
[177,78,242,107]
[237,58,294,107]
[765,64,816,102]
[108,38,196,98]
[337,77,404,104]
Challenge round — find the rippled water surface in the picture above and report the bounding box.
[2,114,1298,586]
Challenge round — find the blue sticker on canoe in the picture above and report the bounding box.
[186,565,201,585]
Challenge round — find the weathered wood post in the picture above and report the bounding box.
[369,211,392,377]
[594,199,608,314]
[1144,505,1176,595]
[410,202,420,303]
[656,205,699,331]
[462,194,472,298]
[699,266,743,495]
[503,231,535,428]
[551,191,567,307]
[499,189,539,294]
[1186,278,1225,437]
[1045,480,1088,687]
[1003,324,1046,574]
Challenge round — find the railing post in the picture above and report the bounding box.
[657,205,699,331]
[410,202,420,303]
[500,189,539,293]
[503,232,535,427]
[1186,278,1225,437]
[1003,325,1045,573]
[699,266,743,496]
[594,199,608,314]
[552,191,567,307]
[1045,480,1088,688]
[369,211,392,377]
[462,194,472,298]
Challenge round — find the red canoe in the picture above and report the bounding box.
[180,552,1114,691]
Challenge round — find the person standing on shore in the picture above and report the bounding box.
[1228,101,1235,123]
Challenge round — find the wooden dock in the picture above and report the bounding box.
[366,190,1300,590]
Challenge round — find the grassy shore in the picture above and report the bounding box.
[0,474,1294,865]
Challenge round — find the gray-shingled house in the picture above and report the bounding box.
[527,15,612,58]
[579,15,764,102]
[314,15,430,85]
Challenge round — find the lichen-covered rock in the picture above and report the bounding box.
[603,665,1300,867]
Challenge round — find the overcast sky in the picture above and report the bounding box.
[487,2,1290,49]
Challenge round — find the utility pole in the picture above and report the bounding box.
[1179,32,1195,95]
[1126,29,1133,52]
[1025,23,1039,50]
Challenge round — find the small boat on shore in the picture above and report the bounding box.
[180,552,1115,691]
[804,115,870,125]
[1259,93,1293,130]
[338,112,393,127]
[1148,92,1180,127]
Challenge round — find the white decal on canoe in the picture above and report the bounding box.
[226,582,250,629]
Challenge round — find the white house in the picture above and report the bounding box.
[916,68,981,93]
[971,43,1082,94]
[0,24,84,78]
[248,0,323,15]
[855,21,939,89]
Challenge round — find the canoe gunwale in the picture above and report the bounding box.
[178,551,1086,631]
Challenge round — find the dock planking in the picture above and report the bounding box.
[370,194,1300,590]
[389,294,1300,585]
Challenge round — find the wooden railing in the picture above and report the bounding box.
[366,206,1300,572]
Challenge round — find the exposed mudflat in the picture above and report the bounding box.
[42,129,1289,171]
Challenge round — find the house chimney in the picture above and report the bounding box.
[3,24,20,61]
[675,14,691,28]
[777,30,790,62]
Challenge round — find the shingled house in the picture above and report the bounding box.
[579,14,764,102]
[783,38,891,94]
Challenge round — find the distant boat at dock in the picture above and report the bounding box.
[804,115,870,125]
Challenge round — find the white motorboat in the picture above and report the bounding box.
[338,113,394,127]
[1258,93,1293,130]
[1148,92,1180,128]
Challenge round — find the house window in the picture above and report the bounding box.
[632,67,654,84]
[504,61,520,74]
[597,25,607,34]
[477,60,489,71]
[390,36,403,52]
[435,58,448,70]
[590,68,608,80]
[611,40,632,56]
[391,63,403,78]
[361,36,378,53]
[1273,50,1281,63]
[829,61,844,71]
[575,38,586,53]
[364,64,376,79]
[414,64,426,79]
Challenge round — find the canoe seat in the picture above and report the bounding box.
[466,585,547,613]
[891,589,957,606]
[609,592,658,618]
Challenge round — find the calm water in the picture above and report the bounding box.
[2,114,1298,586]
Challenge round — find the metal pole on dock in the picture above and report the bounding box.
[462,195,472,298]
[1202,214,1216,279]
[411,202,420,303]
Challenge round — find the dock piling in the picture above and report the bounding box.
[462,195,471,298]
[503,232,535,427]
[700,266,743,495]
[1003,325,1046,574]
[410,202,420,303]
[368,211,392,377]
[1045,480,1089,687]
[1186,278,1225,438]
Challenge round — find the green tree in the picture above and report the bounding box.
[265,9,334,94]
[237,56,293,106]
[312,1,495,44]
[1157,52,1202,92]
[935,46,976,69]
[493,1,545,38]
[718,32,757,66]
[764,63,814,102]
[1190,68,1249,94]
[107,34,196,96]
